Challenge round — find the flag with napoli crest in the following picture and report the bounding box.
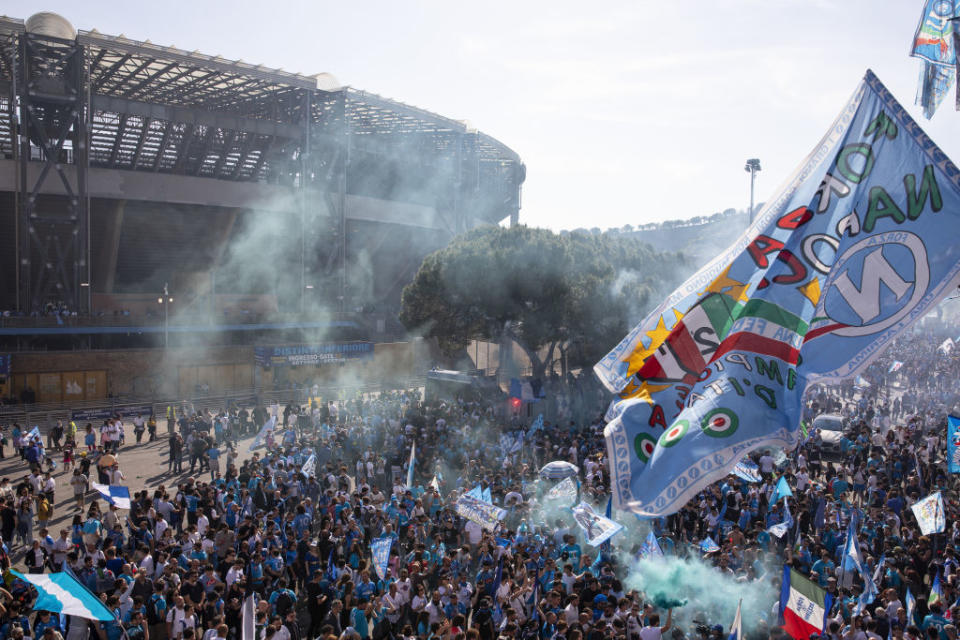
[597,70,960,517]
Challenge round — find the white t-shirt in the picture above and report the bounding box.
[464,520,483,545]
[639,626,664,640]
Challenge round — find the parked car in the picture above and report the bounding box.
[812,413,846,457]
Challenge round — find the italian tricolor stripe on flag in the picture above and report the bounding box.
[779,566,832,640]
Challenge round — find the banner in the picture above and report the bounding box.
[455,494,506,531]
[948,416,960,473]
[370,536,394,581]
[70,403,153,423]
[545,477,578,502]
[301,454,317,478]
[912,0,958,67]
[911,491,946,535]
[596,70,960,517]
[254,342,374,368]
[732,459,762,483]
[571,502,624,547]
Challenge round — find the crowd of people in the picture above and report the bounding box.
[0,328,954,640]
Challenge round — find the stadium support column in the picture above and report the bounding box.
[299,89,310,314]
[338,93,348,314]
[16,29,90,314]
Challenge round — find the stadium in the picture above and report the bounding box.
[0,12,524,409]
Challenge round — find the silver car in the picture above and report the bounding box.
[812,414,846,458]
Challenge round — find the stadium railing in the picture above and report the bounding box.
[0,377,426,434]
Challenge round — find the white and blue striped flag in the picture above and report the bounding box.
[27,426,41,441]
[91,483,131,510]
[728,600,742,640]
[10,570,115,621]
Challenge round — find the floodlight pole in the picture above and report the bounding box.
[744,158,762,223]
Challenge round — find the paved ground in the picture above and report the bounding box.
[0,427,266,566]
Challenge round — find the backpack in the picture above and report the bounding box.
[147,594,166,625]
[273,590,294,617]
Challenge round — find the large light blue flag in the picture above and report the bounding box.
[948,416,960,473]
[596,70,960,516]
[10,570,116,621]
[571,501,624,547]
[248,416,275,452]
[482,486,493,504]
[370,536,394,581]
[906,587,917,625]
[466,485,484,501]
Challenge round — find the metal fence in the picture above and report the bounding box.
[0,377,426,432]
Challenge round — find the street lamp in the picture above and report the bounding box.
[157,282,173,348]
[744,158,761,223]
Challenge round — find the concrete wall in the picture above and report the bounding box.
[7,341,423,403]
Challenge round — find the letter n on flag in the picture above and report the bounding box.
[779,566,833,640]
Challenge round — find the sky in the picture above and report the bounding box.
[8,0,960,231]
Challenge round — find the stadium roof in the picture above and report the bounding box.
[0,14,521,166]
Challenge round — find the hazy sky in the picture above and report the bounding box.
[9,0,960,231]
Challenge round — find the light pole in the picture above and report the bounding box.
[157,283,173,348]
[744,158,761,223]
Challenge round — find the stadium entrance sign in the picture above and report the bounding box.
[254,343,374,368]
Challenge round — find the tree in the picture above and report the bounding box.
[399,226,688,378]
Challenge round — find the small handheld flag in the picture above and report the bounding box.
[91,483,131,510]
[772,476,793,503]
[700,537,721,553]
[729,599,742,640]
[930,571,944,609]
[639,530,663,558]
[406,441,416,488]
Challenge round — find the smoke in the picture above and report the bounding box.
[621,554,779,634]
[608,269,655,323]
